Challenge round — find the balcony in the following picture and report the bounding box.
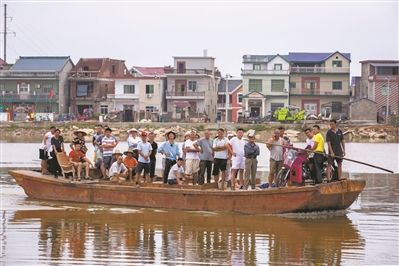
[165,68,215,76]
[0,92,58,103]
[69,70,101,79]
[290,67,350,74]
[107,94,139,100]
[289,88,349,96]
[241,69,289,75]
[166,90,205,99]
[368,75,399,81]
[0,70,58,78]
[217,103,232,108]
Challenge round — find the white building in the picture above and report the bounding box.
[241,54,290,117]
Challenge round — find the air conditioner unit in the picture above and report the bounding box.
[147,94,153,98]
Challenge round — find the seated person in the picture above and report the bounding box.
[69,143,93,181]
[109,156,128,184]
[123,149,138,182]
[167,158,185,185]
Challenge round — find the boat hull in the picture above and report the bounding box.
[9,170,366,214]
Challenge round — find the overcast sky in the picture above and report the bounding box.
[2,0,398,77]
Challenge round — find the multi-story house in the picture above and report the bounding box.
[69,58,132,118]
[359,60,399,119]
[241,54,290,118]
[0,56,74,121]
[131,66,166,121]
[288,52,351,117]
[217,78,243,123]
[165,54,221,122]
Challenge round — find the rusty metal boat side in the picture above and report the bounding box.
[9,170,365,215]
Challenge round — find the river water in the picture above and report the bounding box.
[0,142,398,265]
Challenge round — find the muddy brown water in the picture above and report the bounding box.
[0,142,398,264]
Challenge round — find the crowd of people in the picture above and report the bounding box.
[39,120,345,189]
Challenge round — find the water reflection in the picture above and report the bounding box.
[10,209,364,265]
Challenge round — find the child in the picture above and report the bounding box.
[123,149,138,182]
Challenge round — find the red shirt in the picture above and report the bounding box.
[69,150,85,163]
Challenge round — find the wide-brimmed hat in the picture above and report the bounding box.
[166,131,176,139]
[127,128,138,133]
[227,131,235,137]
[247,132,255,138]
[73,130,87,136]
[123,149,135,155]
[112,149,123,156]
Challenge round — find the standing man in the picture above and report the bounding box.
[212,128,229,190]
[148,132,158,181]
[100,128,118,178]
[311,125,325,184]
[266,129,284,187]
[326,119,345,181]
[278,126,291,145]
[244,132,260,190]
[127,128,140,160]
[184,130,201,184]
[50,128,65,178]
[158,131,180,184]
[198,129,214,185]
[135,132,153,184]
[92,125,104,162]
[229,128,246,189]
[40,126,55,174]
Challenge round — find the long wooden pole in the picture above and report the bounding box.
[267,142,394,174]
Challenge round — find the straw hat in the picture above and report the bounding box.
[123,149,135,155]
[127,128,138,133]
[112,149,123,156]
[73,130,87,136]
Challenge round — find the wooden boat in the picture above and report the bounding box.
[9,170,366,215]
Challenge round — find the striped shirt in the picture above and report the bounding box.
[102,136,116,157]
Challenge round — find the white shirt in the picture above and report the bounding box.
[184,139,200,160]
[306,137,314,148]
[44,131,54,151]
[229,137,246,157]
[127,136,141,150]
[109,161,127,177]
[168,164,184,180]
[137,141,152,163]
[213,137,229,159]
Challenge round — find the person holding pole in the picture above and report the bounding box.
[326,119,345,181]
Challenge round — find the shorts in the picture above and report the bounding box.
[232,155,245,170]
[103,156,113,169]
[136,162,150,175]
[269,159,283,176]
[167,179,178,185]
[212,158,227,176]
[185,159,200,175]
[39,149,48,160]
[328,154,343,164]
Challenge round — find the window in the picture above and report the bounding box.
[112,65,116,74]
[253,64,261,70]
[289,82,296,89]
[146,84,154,94]
[19,82,30,93]
[146,106,156,113]
[237,93,243,103]
[274,64,282,70]
[100,105,108,115]
[305,81,317,90]
[271,80,285,92]
[0,84,5,91]
[77,84,89,97]
[188,81,197,91]
[332,81,342,90]
[332,60,342,67]
[248,79,262,92]
[123,85,135,94]
[177,62,186,74]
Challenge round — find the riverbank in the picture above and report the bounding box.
[0,121,397,143]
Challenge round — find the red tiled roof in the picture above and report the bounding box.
[133,66,165,76]
[0,58,5,65]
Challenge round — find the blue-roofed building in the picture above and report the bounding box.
[0,56,74,121]
[288,51,351,118]
[241,54,290,118]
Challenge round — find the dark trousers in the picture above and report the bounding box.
[163,159,176,184]
[199,160,213,185]
[150,158,156,178]
[313,153,324,184]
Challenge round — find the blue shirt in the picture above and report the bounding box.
[137,141,152,163]
[158,141,180,161]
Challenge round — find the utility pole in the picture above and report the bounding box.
[225,74,231,123]
[1,4,16,63]
[385,77,391,124]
